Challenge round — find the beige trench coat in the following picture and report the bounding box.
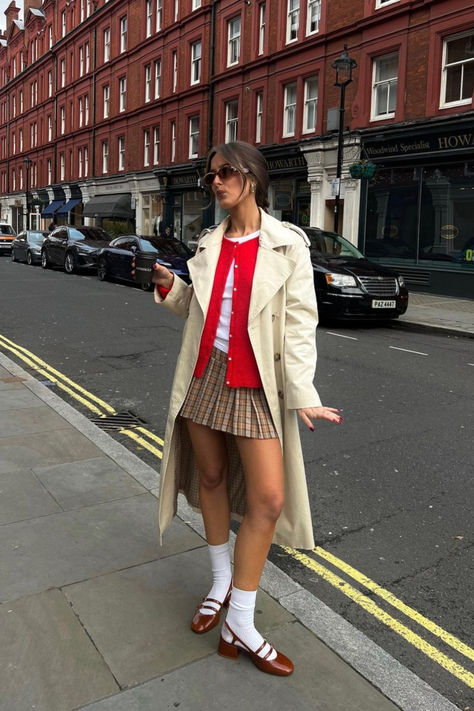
[155,209,322,549]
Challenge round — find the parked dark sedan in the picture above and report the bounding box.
[41,226,111,273]
[11,230,49,265]
[96,235,192,290]
[305,227,409,320]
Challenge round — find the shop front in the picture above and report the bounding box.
[359,117,474,298]
[263,145,310,226]
[156,164,208,247]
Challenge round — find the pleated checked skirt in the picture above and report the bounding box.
[180,347,278,439]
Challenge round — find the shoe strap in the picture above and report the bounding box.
[224,622,274,659]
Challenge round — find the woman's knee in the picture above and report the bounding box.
[249,492,284,522]
[200,464,227,490]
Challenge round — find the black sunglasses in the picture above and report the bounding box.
[202,163,249,187]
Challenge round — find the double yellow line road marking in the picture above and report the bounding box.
[1,333,473,689]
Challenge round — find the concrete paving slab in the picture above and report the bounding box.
[0,588,119,711]
[0,365,12,378]
[32,457,146,510]
[0,379,25,391]
[0,405,71,437]
[64,546,292,688]
[0,388,46,410]
[0,495,203,603]
[79,621,400,711]
[0,468,61,524]
[0,428,106,473]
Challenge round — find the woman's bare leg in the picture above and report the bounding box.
[232,436,284,589]
[185,419,230,544]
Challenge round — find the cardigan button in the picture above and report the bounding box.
[274,353,281,361]
[278,390,284,399]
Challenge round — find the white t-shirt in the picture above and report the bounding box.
[213,230,260,353]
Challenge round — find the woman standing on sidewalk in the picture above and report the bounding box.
[150,141,342,676]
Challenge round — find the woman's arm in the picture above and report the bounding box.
[153,266,193,319]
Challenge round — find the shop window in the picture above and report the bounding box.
[302,76,318,133]
[183,191,204,245]
[258,4,265,55]
[191,40,202,85]
[283,82,297,137]
[227,16,241,67]
[225,100,238,141]
[286,0,299,44]
[371,52,398,120]
[306,0,320,36]
[441,32,474,108]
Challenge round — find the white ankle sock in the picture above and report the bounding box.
[222,586,276,660]
[199,542,232,616]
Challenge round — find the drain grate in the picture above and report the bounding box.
[90,410,147,431]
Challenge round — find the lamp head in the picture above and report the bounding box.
[332,45,357,87]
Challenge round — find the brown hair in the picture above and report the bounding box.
[205,141,270,212]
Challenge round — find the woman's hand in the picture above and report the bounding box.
[297,407,343,431]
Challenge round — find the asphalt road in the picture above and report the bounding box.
[1,256,473,709]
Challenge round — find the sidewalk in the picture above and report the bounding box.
[396,291,474,337]
[0,352,459,711]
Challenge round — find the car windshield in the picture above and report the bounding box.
[69,227,110,241]
[0,225,14,235]
[147,237,191,257]
[306,229,364,260]
[29,231,48,243]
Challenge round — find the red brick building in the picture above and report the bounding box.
[0,0,472,295]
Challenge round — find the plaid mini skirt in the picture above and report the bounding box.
[180,347,278,439]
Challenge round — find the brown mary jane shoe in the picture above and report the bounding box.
[218,622,294,676]
[190,583,232,634]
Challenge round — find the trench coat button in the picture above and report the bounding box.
[274,353,281,361]
[272,314,276,322]
[278,390,284,399]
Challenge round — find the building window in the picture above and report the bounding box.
[47,159,51,184]
[286,0,299,44]
[12,169,15,192]
[155,59,161,97]
[48,115,52,140]
[119,77,126,111]
[12,95,16,118]
[19,128,23,151]
[153,126,160,163]
[189,116,199,158]
[103,85,109,118]
[306,0,320,35]
[371,52,398,120]
[79,97,84,127]
[104,28,110,62]
[256,91,263,143]
[12,132,15,155]
[258,4,265,55]
[61,58,66,87]
[85,95,89,123]
[144,129,150,166]
[19,166,23,190]
[441,32,474,108]
[227,16,241,67]
[79,45,84,76]
[118,136,125,171]
[174,0,179,22]
[283,82,297,136]
[171,121,176,161]
[225,100,238,141]
[375,0,399,8]
[303,76,318,133]
[30,82,35,106]
[48,70,53,97]
[80,0,85,22]
[146,0,153,37]
[61,10,66,37]
[48,25,53,49]
[84,147,89,176]
[192,0,201,9]
[156,0,162,31]
[85,42,90,73]
[120,16,127,53]
[19,90,23,113]
[60,152,65,180]
[173,50,177,92]
[78,149,82,178]
[145,64,152,102]
[191,40,201,84]
[60,106,65,135]
[102,141,108,173]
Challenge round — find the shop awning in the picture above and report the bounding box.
[55,198,81,216]
[41,200,64,217]
[83,193,133,219]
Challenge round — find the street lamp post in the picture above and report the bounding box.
[23,156,32,230]
[331,45,357,234]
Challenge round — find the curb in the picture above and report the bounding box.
[392,319,474,339]
[0,351,459,711]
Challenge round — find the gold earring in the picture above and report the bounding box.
[250,182,256,193]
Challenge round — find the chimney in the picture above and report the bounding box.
[5,2,20,33]
[24,0,42,20]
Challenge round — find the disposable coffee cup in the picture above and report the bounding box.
[134,250,157,284]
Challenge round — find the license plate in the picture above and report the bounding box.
[372,300,396,309]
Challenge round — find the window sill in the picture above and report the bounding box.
[370,113,395,122]
[439,99,472,110]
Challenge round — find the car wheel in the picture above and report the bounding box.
[64,251,77,274]
[26,250,33,265]
[140,280,153,291]
[41,249,50,269]
[97,258,108,281]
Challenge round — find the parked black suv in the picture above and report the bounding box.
[305,227,409,321]
[41,226,111,273]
